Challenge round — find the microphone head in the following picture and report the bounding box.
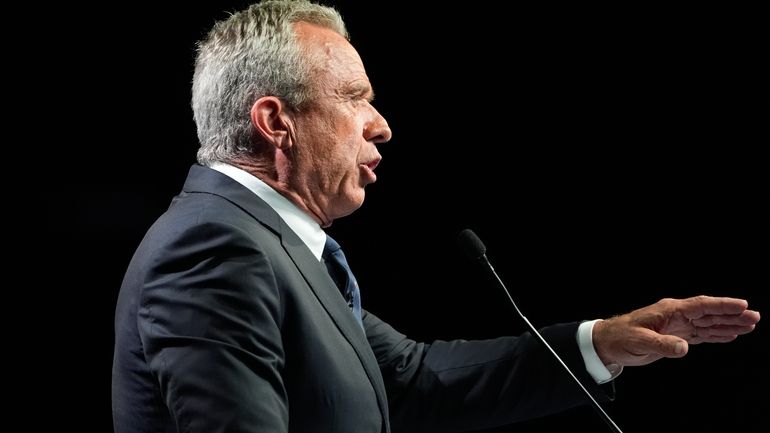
[457,229,486,260]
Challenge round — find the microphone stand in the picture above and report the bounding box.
[480,254,623,433]
[458,229,622,433]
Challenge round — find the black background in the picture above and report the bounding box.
[45,1,767,432]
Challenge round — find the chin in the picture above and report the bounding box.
[335,189,366,219]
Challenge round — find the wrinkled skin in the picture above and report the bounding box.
[594,296,760,367]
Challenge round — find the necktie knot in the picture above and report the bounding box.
[322,235,363,330]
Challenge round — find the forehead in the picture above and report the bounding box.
[293,22,369,89]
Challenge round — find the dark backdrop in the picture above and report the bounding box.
[47,1,767,432]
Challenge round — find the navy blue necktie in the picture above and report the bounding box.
[322,236,363,329]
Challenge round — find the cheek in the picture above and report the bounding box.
[322,112,365,177]
[335,128,363,166]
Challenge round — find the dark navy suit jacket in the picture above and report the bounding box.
[112,164,607,433]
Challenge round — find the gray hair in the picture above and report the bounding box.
[192,0,348,166]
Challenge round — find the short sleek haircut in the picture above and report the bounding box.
[192,0,348,165]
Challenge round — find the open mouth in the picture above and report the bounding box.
[359,157,381,182]
[364,158,381,171]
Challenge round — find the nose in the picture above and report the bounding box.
[365,106,392,144]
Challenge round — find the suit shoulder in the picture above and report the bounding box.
[163,190,257,229]
[131,191,276,271]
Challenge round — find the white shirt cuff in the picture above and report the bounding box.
[577,319,622,384]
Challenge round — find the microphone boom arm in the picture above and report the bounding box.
[480,254,623,433]
[457,229,622,433]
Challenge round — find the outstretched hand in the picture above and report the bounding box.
[593,296,760,367]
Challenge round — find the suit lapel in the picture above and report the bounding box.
[182,165,390,431]
[280,226,390,430]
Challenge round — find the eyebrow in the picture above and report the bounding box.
[346,83,375,102]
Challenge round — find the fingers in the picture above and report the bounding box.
[708,324,756,336]
[647,321,753,355]
[690,334,738,344]
[690,324,755,342]
[648,327,742,354]
[691,309,761,327]
[679,296,750,319]
[653,334,689,358]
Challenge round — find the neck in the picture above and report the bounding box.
[230,157,333,228]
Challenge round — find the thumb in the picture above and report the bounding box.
[650,332,689,358]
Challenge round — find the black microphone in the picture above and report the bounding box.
[457,229,623,433]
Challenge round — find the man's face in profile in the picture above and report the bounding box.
[285,22,391,223]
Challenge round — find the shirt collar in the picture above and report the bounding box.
[210,162,327,261]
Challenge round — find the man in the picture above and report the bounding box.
[112,1,760,432]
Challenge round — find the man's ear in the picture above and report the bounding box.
[250,96,293,150]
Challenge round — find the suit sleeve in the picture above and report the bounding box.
[137,221,287,433]
[363,310,611,433]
